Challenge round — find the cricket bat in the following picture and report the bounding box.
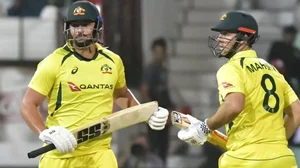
[27,101,158,158]
[171,111,228,151]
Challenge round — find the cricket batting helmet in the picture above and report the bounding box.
[64,1,103,49]
[208,10,260,58]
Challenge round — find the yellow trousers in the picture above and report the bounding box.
[39,149,117,168]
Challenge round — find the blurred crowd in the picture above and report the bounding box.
[0,0,102,17]
[266,25,300,165]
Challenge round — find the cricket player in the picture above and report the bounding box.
[20,1,169,168]
[176,10,300,168]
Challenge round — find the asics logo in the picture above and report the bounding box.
[71,66,78,74]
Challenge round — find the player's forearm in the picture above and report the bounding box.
[284,115,299,140]
[20,102,46,135]
[114,87,140,107]
[206,102,240,130]
[124,89,140,107]
[283,100,300,140]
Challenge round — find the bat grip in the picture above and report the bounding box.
[27,144,55,158]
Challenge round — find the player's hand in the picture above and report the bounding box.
[148,107,169,130]
[177,115,211,146]
[39,126,77,153]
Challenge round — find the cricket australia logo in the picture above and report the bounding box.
[220,13,227,20]
[73,6,85,16]
[101,64,112,74]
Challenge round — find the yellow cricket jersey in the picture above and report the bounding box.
[217,50,298,158]
[28,43,126,158]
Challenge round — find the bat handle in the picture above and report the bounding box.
[27,144,56,158]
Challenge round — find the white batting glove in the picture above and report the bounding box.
[177,115,211,146]
[148,107,169,130]
[39,126,77,153]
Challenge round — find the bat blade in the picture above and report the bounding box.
[27,101,158,158]
[171,111,228,151]
[72,101,158,139]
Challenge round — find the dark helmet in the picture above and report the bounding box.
[64,1,103,49]
[208,10,260,58]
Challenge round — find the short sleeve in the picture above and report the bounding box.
[284,81,299,108]
[28,55,59,96]
[115,56,126,89]
[217,65,245,98]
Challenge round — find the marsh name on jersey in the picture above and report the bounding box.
[246,61,276,73]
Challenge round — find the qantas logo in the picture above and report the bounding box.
[67,82,81,92]
[80,84,113,90]
[67,82,113,92]
[221,82,234,88]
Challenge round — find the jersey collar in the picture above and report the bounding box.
[64,42,104,52]
[95,43,104,51]
[63,42,104,61]
[229,49,257,61]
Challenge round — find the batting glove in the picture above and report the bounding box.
[39,126,77,153]
[177,115,211,146]
[148,107,169,130]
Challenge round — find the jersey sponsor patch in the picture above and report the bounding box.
[221,82,234,88]
[67,82,81,92]
[68,81,114,91]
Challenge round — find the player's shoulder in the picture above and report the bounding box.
[218,61,238,72]
[216,63,230,77]
[216,59,244,79]
[44,46,70,62]
[53,45,71,56]
[99,45,122,63]
[257,57,271,65]
[38,45,71,69]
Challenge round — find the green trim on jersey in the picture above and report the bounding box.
[62,44,116,64]
[53,82,62,116]
[63,45,99,61]
[61,52,73,66]
[99,50,115,63]
[73,51,98,61]
[240,57,245,68]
